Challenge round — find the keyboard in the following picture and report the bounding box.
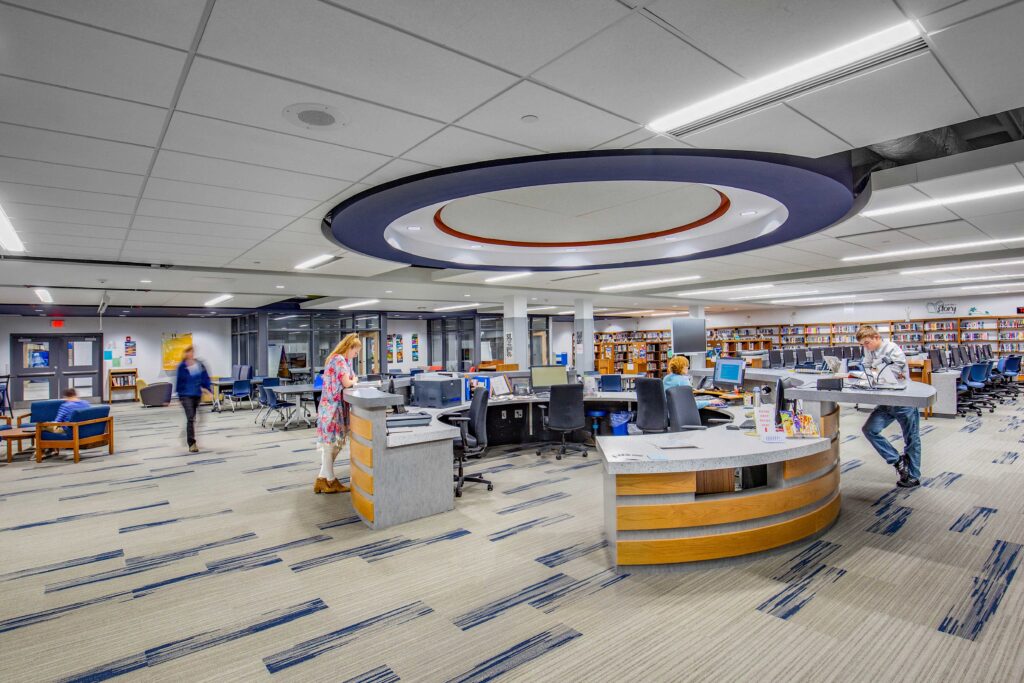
[738,419,756,429]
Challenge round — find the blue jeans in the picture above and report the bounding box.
[862,405,921,478]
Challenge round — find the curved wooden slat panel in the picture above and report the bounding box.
[350,439,373,469]
[351,487,374,523]
[618,466,838,531]
[616,471,696,496]
[350,412,373,441]
[617,493,840,565]
[783,439,838,480]
[351,462,374,495]
[820,408,840,439]
[696,468,734,494]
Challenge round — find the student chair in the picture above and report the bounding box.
[449,387,493,496]
[635,377,668,434]
[262,387,296,428]
[226,379,254,411]
[536,383,588,459]
[35,405,114,463]
[956,366,982,417]
[965,364,996,412]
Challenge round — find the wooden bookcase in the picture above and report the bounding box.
[108,368,139,403]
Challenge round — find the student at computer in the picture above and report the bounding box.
[856,325,920,488]
[663,356,726,409]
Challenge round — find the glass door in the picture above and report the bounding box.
[9,334,104,408]
[62,335,102,402]
[357,331,380,375]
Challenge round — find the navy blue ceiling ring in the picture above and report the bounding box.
[324,148,869,272]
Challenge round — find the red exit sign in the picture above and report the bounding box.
[50,319,64,328]
[1018,307,1024,314]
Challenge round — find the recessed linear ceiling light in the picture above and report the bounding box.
[788,298,885,306]
[843,236,1024,262]
[730,290,819,300]
[862,184,1024,218]
[434,302,479,312]
[275,285,285,289]
[34,289,53,303]
[741,210,758,216]
[901,259,1024,275]
[677,284,772,297]
[769,293,875,304]
[294,254,336,270]
[648,21,920,133]
[599,275,701,292]
[140,279,152,284]
[338,298,379,309]
[935,273,1024,284]
[0,202,26,252]
[961,281,1024,290]
[484,271,531,283]
[204,294,233,306]
[649,311,687,317]
[407,225,421,231]
[527,306,555,312]
[614,309,656,316]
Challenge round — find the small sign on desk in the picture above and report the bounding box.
[755,406,785,443]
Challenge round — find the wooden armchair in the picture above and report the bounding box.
[35,405,114,463]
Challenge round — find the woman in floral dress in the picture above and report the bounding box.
[314,333,361,494]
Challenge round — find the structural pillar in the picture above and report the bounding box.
[502,295,528,369]
[688,304,706,370]
[574,298,595,373]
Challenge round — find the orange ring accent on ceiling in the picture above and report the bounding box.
[432,189,731,248]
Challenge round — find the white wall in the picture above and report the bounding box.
[0,316,231,399]
[385,319,427,372]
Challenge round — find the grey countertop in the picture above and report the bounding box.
[598,407,831,474]
[343,387,403,409]
[386,417,460,448]
[691,366,936,408]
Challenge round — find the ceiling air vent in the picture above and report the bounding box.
[665,37,929,138]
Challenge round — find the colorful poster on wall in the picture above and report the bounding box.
[161,333,193,371]
[125,337,137,357]
[412,334,419,362]
[103,349,113,361]
[396,334,403,363]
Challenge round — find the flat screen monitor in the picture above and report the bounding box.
[671,318,707,354]
[530,365,570,392]
[811,348,824,362]
[600,374,622,392]
[958,346,970,365]
[767,350,783,368]
[774,378,786,427]
[928,348,944,371]
[713,357,745,390]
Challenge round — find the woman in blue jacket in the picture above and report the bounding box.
[175,345,212,453]
[663,355,726,410]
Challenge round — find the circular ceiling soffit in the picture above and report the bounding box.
[324,149,867,271]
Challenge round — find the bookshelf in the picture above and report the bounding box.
[107,368,139,404]
[595,331,672,377]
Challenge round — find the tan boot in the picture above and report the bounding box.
[313,477,331,494]
[325,479,350,493]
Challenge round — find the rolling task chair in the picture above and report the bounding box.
[449,387,494,496]
[635,377,669,434]
[537,383,588,459]
[665,386,707,431]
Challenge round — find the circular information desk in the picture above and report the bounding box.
[599,370,935,571]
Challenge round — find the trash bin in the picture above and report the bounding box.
[610,411,632,436]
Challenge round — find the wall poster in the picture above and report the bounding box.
[161,333,193,371]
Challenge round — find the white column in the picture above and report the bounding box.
[574,298,595,373]
[687,304,706,370]
[502,295,528,369]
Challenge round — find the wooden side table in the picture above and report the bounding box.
[2,427,35,463]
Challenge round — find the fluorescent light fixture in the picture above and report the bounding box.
[34,289,53,303]
[484,271,531,283]
[934,273,1024,284]
[769,293,876,304]
[961,281,1024,290]
[741,210,758,216]
[842,236,1024,262]
[901,259,1024,275]
[407,225,421,231]
[613,309,655,316]
[599,275,701,292]
[649,311,685,317]
[434,302,480,311]
[294,254,335,270]
[648,21,920,133]
[863,184,1024,217]
[204,294,233,306]
[677,284,773,297]
[140,279,152,283]
[275,284,285,289]
[784,298,886,306]
[730,290,818,300]
[338,298,379,309]
[274,315,299,320]
[527,306,555,312]
[556,310,574,315]
[0,203,25,252]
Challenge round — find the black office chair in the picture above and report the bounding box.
[666,386,707,432]
[635,377,668,433]
[448,387,493,497]
[537,383,588,459]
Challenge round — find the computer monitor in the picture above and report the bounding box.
[670,318,707,354]
[600,374,622,392]
[782,349,796,367]
[958,346,970,365]
[773,377,786,427]
[982,344,992,359]
[928,348,943,371]
[530,365,570,392]
[713,357,745,390]
[810,348,824,363]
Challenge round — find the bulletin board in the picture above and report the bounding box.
[161,333,193,371]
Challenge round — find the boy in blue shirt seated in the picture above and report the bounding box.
[662,355,726,409]
[44,388,91,456]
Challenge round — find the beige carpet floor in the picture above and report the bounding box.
[1,398,1023,682]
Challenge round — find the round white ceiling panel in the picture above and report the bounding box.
[325,149,867,271]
